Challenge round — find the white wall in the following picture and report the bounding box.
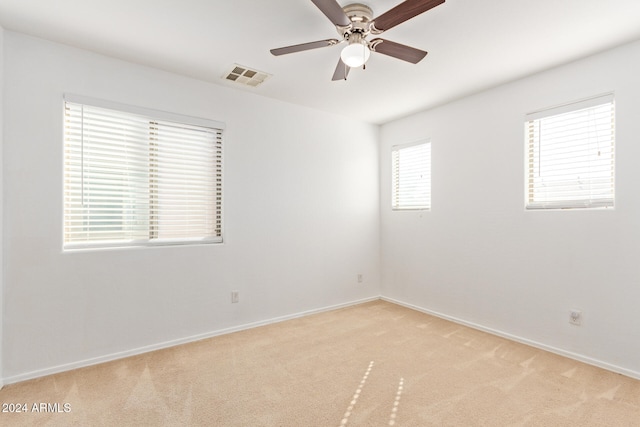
[2,32,381,383]
[7,27,639,386]
[0,25,4,388]
[380,39,640,378]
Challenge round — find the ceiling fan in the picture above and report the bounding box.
[270,0,445,81]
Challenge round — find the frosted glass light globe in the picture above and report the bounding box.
[340,42,371,68]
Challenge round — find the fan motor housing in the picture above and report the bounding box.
[337,3,374,37]
[343,3,373,21]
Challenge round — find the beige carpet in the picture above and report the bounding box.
[1,300,639,426]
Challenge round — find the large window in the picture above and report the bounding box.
[525,94,615,210]
[392,140,431,210]
[63,95,224,249]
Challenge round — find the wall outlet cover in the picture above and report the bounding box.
[569,309,582,325]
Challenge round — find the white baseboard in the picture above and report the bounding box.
[2,296,380,386]
[5,295,638,386]
[381,296,640,381]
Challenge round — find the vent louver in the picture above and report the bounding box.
[223,65,271,87]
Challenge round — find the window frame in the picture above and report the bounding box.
[63,94,225,250]
[391,139,432,211]
[524,93,615,211]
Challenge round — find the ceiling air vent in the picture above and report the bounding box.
[223,64,271,87]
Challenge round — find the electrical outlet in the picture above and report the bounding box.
[231,291,239,304]
[569,309,582,326]
[357,274,363,283]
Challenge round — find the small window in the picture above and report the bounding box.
[525,94,615,210]
[63,95,224,249]
[392,140,431,210]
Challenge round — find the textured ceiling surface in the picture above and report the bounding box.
[1,0,639,124]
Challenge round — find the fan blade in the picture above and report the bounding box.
[311,0,351,27]
[332,58,350,81]
[370,38,428,64]
[271,39,340,56]
[372,0,445,32]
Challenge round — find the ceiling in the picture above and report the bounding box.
[0,0,639,124]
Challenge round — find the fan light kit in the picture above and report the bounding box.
[270,0,445,81]
[341,34,370,67]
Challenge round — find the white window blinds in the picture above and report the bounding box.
[525,94,615,210]
[64,96,223,249]
[392,141,431,210]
